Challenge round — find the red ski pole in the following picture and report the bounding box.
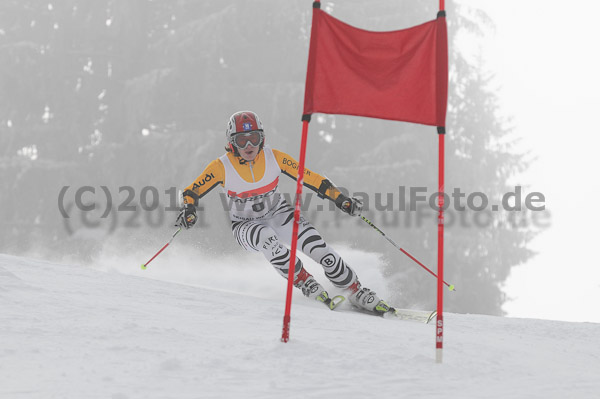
[360,215,455,291]
[141,227,182,270]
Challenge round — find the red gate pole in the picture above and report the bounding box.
[436,0,447,364]
[282,0,320,343]
[281,117,311,342]
[436,131,445,363]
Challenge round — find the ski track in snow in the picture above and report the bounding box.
[1,254,599,399]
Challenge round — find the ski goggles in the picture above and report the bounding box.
[232,130,264,149]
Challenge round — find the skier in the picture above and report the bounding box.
[176,111,392,315]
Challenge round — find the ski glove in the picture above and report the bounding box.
[335,194,363,217]
[176,204,197,229]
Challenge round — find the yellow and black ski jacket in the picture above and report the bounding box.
[182,148,342,206]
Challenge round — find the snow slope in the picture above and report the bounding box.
[1,253,599,399]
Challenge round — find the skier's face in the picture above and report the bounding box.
[239,145,260,161]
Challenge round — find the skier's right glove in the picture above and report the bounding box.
[335,194,363,217]
[176,203,197,229]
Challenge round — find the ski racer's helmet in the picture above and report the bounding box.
[225,111,265,156]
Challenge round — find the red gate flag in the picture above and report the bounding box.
[303,8,448,127]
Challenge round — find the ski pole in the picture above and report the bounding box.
[141,227,182,270]
[360,215,456,291]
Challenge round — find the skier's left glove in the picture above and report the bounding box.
[176,203,197,229]
[335,194,363,217]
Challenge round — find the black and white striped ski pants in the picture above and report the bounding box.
[230,199,357,289]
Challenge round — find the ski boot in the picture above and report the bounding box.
[294,270,345,310]
[347,281,395,316]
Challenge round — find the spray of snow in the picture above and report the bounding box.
[88,234,391,303]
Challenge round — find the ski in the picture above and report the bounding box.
[320,292,435,323]
[389,308,437,324]
[346,306,435,324]
[331,297,436,324]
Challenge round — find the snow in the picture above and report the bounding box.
[1,253,599,399]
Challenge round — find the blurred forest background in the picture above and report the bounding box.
[0,0,537,315]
